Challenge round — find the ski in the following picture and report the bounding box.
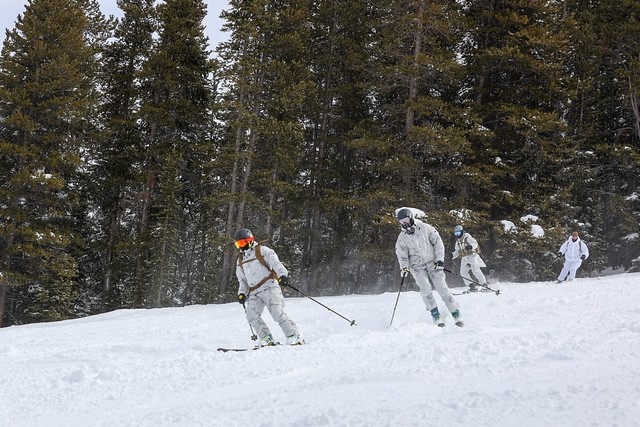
[216,341,308,352]
[453,287,498,295]
[217,347,258,352]
[217,342,281,352]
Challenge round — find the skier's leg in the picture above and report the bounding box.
[567,260,583,280]
[470,263,487,285]
[460,263,472,287]
[412,269,437,311]
[245,292,271,340]
[461,262,479,290]
[264,286,299,338]
[557,261,571,282]
[429,269,460,314]
[413,269,447,325]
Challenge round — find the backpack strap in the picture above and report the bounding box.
[460,235,474,256]
[238,245,278,293]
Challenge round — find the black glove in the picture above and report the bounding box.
[237,293,246,306]
[434,260,444,270]
[557,252,563,257]
[278,275,289,288]
[580,254,586,260]
[465,245,473,251]
[401,267,410,278]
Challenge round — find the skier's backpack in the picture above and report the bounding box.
[238,244,278,293]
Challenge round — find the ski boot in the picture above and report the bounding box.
[286,334,304,346]
[451,310,464,327]
[259,334,276,347]
[430,307,445,327]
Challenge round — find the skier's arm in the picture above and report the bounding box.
[236,265,249,295]
[262,247,288,279]
[559,240,568,255]
[466,234,479,251]
[428,227,445,262]
[451,239,460,259]
[395,238,410,270]
[582,242,589,259]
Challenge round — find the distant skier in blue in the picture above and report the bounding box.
[557,231,589,283]
[451,225,487,292]
[395,208,463,327]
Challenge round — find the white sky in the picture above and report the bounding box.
[0,0,230,53]
[2,272,640,425]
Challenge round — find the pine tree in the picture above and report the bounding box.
[0,0,102,325]
[564,0,640,270]
[86,0,157,311]
[134,0,213,307]
[461,0,575,218]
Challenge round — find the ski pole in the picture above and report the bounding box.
[444,267,500,295]
[389,274,406,327]
[285,283,357,326]
[242,304,258,341]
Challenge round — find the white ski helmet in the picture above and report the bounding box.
[454,225,464,237]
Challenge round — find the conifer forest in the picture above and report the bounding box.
[1,0,639,326]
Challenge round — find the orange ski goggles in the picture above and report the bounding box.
[234,236,255,249]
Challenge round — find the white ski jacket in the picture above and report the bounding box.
[559,237,589,262]
[395,218,445,270]
[236,244,288,296]
[452,232,486,268]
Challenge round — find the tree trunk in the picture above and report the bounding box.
[405,0,424,133]
[103,185,125,298]
[628,73,640,140]
[0,195,20,327]
[219,120,244,300]
[220,52,265,300]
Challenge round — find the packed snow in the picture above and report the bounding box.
[2,273,640,426]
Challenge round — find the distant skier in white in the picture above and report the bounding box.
[557,231,589,283]
[395,208,463,327]
[234,228,303,346]
[451,225,487,292]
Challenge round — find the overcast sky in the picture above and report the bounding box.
[0,0,229,53]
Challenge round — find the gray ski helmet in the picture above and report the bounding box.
[234,228,253,240]
[396,208,414,229]
[454,225,464,237]
[234,228,255,250]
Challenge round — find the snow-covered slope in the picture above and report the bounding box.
[2,274,640,427]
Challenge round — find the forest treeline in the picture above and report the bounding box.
[0,0,639,326]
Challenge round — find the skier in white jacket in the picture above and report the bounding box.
[557,231,589,283]
[451,225,487,292]
[395,208,463,327]
[234,228,303,346]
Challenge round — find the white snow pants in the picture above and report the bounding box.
[411,268,459,314]
[460,262,487,287]
[246,286,299,340]
[558,259,582,282]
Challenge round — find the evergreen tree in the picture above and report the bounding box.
[461,0,575,217]
[135,0,213,307]
[86,0,157,311]
[0,0,101,325]
[565,0,640,270]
